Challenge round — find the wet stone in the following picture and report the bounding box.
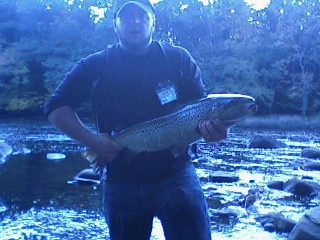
[288,207,320,240]
[301,148,320,159]
[255,212,296,233]
[264,223,276,232]
[192,157,209,167]
[203,171,239,183]
[283,178,320,198]
[267,181,285,190]
[301,175,314,180]
[0,141,13,163]
[206,194,224,209]
[210,208,239,225]
[300,162,320,171]
[248,134,287,149]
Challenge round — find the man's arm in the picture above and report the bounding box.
[48,106,122,163]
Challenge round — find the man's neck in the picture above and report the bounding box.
[119,39,152,55]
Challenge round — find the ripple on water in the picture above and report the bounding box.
[0,208,166,240]
[1,120,320,239]
[0,208,109,239]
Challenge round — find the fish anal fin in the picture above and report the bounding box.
[169,146,182,159]
[169,143,198,160]
[118,148,140,167]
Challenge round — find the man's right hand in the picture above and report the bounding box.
[48,106,123,170]
[88,133,123,170]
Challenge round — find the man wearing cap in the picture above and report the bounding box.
[44,0,227,239]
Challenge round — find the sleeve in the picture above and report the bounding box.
[44,50,107,118]
[173,46,207,103]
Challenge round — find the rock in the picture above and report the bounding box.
[192,157,209,167]
[267,180,285,190]
[288,206,320,240]
[255,212,296,233]
[264,222,276,232]
[46,153,66,160]
[301,162,320,171]
[283,178,320,198]
[206,195,223,209]
[202,171,239,183]
[307,207,320,225]
[239,188,263,208]
[210,208,239,224]
[68,168,101,185]
[301,148,320,159]
[301,175,314,180]
[248,134,287,149]
[0,141,13,163]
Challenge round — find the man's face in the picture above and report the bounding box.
[114,5,155,49]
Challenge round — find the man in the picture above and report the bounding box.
[44,0,227,239]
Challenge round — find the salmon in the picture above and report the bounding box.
[83,93,257,161]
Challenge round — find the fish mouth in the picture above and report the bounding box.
[248,103,258,114]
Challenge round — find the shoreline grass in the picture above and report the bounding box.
[237,115,320,131]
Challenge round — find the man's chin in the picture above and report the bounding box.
[122,39,152,50]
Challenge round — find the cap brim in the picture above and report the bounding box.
[115,1,153,17]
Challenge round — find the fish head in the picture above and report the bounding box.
[208,94,258,127]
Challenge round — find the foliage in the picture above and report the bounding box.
[258,0,320,115]
[0,0,320,116]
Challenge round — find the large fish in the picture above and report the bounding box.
[83,93,257,162]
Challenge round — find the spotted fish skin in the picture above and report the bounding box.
[111,93,257,156]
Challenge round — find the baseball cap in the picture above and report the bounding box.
[114,0,155,18]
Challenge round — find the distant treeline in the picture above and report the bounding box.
[0,0,319,117]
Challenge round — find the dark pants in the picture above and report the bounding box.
[103,163,211,240]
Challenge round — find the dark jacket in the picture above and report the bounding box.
[44,41,206,183]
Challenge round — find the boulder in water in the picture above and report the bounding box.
[201,171,239,183]
[248,134,287,149]
[0,141,13,163]
[255,212,296,233]
[46,153,66,160]
[300,162,320,171]
[283,178,320,198]
[288,206,320,240]
[301,148,320,159]
[267,180,285,190]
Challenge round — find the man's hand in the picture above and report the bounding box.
[198,119,227,142]
[48,106,123,171]
[89,133,123,171]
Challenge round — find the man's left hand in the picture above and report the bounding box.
[198,119,227,142]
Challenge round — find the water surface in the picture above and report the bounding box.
[0,119,319,239]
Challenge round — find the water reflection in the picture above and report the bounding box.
[0,119,319,239]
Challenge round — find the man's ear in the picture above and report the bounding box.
[151,18,156,32]
[113,18,118,33]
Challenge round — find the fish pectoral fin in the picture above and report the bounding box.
[169,147,182,159]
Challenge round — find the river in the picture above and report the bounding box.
[0,119,319,239]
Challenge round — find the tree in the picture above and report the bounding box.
[0,0,320,116]
[264,0,320,115]
[191,0,276,113]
